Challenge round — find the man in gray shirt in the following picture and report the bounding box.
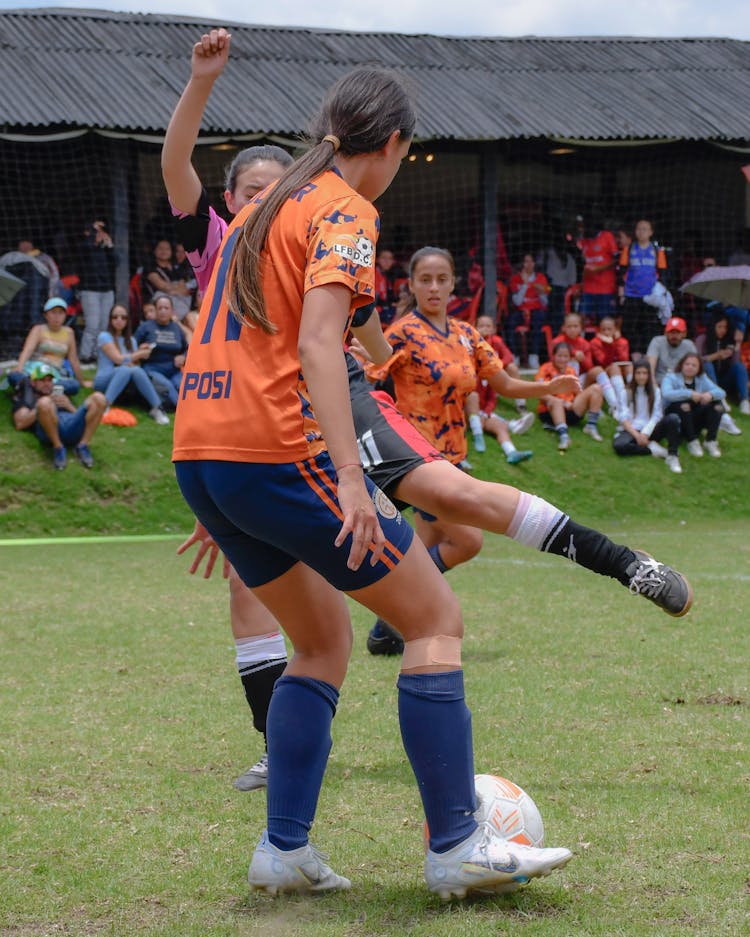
[647,317,697,385]
[647,315,742,435]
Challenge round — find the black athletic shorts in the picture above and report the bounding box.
[539,409,582,428]
[351,388,442,509]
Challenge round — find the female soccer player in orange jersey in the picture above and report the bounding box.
[167,32,692,835]
[170,34,573,898]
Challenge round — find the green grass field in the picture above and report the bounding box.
[2,384,749,934]
[1,526,748,936]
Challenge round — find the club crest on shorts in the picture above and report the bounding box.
[332,235,374,267]
[372,486,400,521]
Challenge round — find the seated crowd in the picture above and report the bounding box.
[5,223,749,474]
[372,220,750,472]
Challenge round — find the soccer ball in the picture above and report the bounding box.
[473,774,545,847]
[423,773,545,851]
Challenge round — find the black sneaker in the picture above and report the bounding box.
[626,550,693,617]
[367,618,404,656]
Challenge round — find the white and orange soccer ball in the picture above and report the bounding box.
[473,773,545,847]
[424,773,545,850]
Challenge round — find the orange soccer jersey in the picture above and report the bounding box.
[172,170,378,463]
[535,361,578,414]
[366,311,503,464]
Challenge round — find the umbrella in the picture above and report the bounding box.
[0,266,25,307]
[680,265,750,308]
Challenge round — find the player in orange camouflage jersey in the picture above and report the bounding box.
[172,57,578,898]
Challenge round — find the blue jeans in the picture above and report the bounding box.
[143,366,182,408]
[580,293,616,320]
[94,365,162,408]
[703,360,749,402]
[34,403,88,446]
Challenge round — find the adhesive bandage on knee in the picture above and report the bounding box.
[506,491,568,551]
[402,635,462,670]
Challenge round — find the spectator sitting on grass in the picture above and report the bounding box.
[661,352,726,459]
[465,368,535,467]
[701,312,750,416]
[536,342,604,450]
[133,293,187,410]
[553,312,622,416]
[612,360,683,474]
[94,303,170,424]
[11,362,106,470]
[475,314,529,413]
[646,317,696,386]
[9,297,90,397]
[589,316,632,418]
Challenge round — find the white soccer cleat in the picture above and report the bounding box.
[234,753,268,792]
[686,439,704,457]
[665,454,683,474]
[424,823,572,901]
[248,831,352,895]
[508,411,535,435]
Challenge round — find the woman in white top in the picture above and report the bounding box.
[612,360,682,473]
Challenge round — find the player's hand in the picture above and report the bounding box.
[176,519,230,579]
[191,28,232,81]
[547,375,580,397]
[347,336,372,363]
[334,468,386,570]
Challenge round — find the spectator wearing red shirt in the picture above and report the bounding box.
[507,254,550,369]
[589,316,632,417]
[553,312,623,418]
[464,314,535,463]
[580,217,618,322]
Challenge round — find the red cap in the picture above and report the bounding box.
[664,317,687,333]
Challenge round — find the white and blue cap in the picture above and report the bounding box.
[43,297,67,313]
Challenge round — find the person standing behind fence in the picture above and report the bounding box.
[579,216,619,322]
[78,220,115,362]
[619,219,667,354]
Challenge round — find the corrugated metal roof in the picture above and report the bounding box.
[1,8,749,140]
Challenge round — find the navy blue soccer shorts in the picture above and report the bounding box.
[175,452,414,590]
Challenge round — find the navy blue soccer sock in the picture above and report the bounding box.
[265,674,339,851]
[427,544,449,573]
[397,670,477,853]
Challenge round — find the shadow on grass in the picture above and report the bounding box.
[229,879,572,933]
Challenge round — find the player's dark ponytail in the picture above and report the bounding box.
[227,68,416,334]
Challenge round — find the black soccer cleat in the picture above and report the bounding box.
[626,550,693,617]
[366,618,405,656]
